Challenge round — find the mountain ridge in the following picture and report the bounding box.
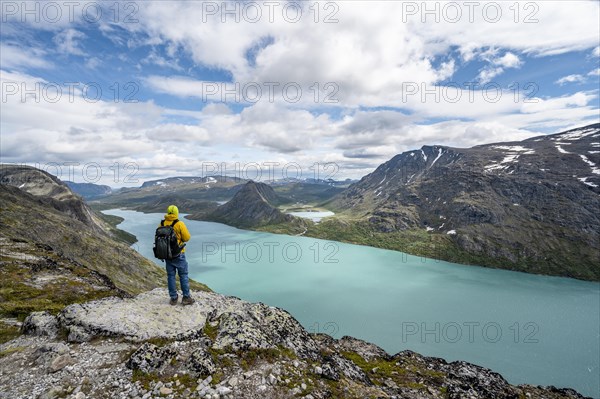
[312,123,600,280]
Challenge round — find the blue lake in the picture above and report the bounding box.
[104,209,600,398]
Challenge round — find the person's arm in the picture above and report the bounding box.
[178,222,191,243]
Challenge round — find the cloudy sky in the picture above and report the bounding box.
[1,1,599,186]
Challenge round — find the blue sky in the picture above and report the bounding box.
[1,1,599,185]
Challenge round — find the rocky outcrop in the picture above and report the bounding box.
[0,289,590,399]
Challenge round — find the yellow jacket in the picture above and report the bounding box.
[160,214,191,252]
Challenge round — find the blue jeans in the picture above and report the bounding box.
[165,253,190,299]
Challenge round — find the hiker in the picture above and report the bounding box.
[157,205,194,306]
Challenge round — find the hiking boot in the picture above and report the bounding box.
[169,296,178,306]
[182,296,195,306]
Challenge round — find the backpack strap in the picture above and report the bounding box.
[171,219,179,228]
[160,220,165,226]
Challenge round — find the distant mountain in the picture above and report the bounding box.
[140,175,246,189]
[193,181,302,228]
[327,123,600,280]
[271,181,346,204]
[65,181,112,199]
[93,175,247,212]
[94,174,343,214]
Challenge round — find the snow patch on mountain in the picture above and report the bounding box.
[578,177,599,188]
[430,148,444,168]
[579,155,600,175]
[556,128,598,141]
[492,146,535,154]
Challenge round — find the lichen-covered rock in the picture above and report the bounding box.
[66,325,92,343]
[189,347,216,375]
[125,343,176,374]
[211,304,319,359]
[320,361,340,381]
[337,335,390,361]
[21,311,59,338]
[212,311,274,352]
[57,288,320,359]
[57,289,233,341]
[443,360,520,399]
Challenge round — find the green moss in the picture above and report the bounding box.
[142,337,175,348]
[0,263,120,320]
[131,369,198,394]
[132,369,159,391]
[236,346,296,370]
[0,322,21,344]
[202,321,218,341]
[340,351,446,391]
[0,346,25,357]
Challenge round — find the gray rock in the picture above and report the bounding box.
[227,376,238,387]
[126,343,176,374]
[216,386,232,395]
[66,326,92,343]
[21,311,59,338]
[49,354,75,373]
[39,386,63,399]
[189,347,216,375]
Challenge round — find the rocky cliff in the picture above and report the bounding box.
[0,289,590,399]
[326,123,600,280]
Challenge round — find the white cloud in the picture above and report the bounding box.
[53,29,86,56]
[2,1,600,183]
[588,68,600,76]
[0,43,51,70]
[496,52,522,68]
[593,46,600,57]
[476,51,522,83]
[141,51,183,71]
[477,67,505,84]
[85,57,101,69]
[0,69,162,163]
[145,124,210,143]
[555,74,586,85]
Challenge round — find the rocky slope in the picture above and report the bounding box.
[326,123,600,280]
[65,182,112,200]
[0,288,590,399]
[191,181,304,229]
[0,165,107,232]
[0,167,210,343]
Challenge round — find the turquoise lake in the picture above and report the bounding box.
[104,209,600,398]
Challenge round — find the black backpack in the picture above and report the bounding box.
[153,219,185,260]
